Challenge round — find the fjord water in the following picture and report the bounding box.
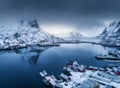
[0,43,116,88]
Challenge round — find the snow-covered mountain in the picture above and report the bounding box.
[63,31,83,41]
[97,28,108,39]
[99,20,120,46]
[0,19,60,49]
[69,31,83,38]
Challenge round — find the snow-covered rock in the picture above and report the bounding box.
[0,19,60,49]
[99,20,120,46]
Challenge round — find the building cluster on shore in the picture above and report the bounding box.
[40,60,120,88]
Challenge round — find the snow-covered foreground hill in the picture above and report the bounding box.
[0,19,60,49]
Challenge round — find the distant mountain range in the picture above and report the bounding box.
[1,18,120,49]
[98,20,120,46]
[0,19,85,49]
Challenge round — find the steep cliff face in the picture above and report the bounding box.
[99,20,120,46]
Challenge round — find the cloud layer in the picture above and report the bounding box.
[0,0,120,36]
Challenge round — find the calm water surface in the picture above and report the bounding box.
[0,43,118,88]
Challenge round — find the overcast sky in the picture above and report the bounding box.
[0,0,120,37]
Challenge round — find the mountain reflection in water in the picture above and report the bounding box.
[0,45,51,65]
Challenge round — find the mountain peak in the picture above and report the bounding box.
[20,19,39,28]
[70,31,83,38]
[108,20,118,27]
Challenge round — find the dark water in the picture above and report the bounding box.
[0,43,117,88]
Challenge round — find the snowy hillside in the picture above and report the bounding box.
[99,20,120,46]
[0,19,60,49]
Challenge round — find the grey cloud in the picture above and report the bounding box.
[0,0,120,35]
